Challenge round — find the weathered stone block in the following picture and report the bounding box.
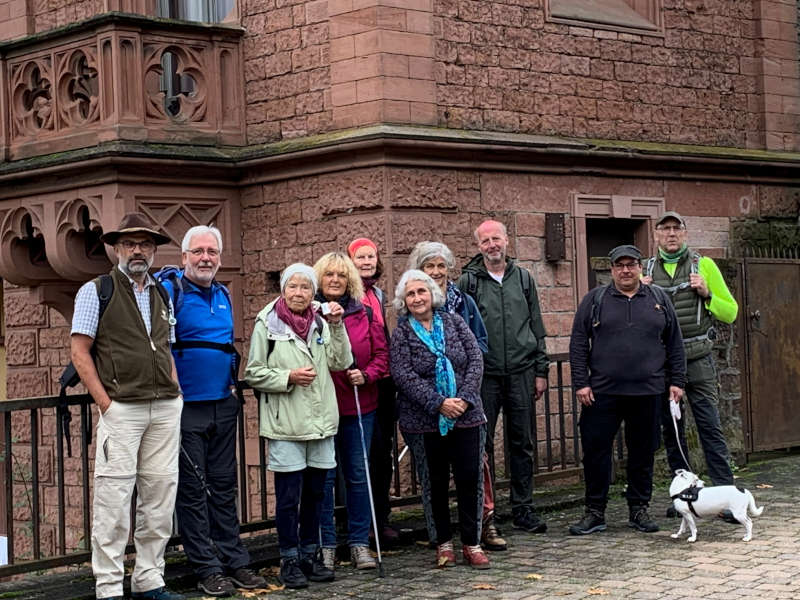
[387,168,457,209]
[6,330,37,366]
[5,294,48,327]
[318,167,384,215]
[7,368,50,399]
[38,326,70,350]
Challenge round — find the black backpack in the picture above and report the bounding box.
[58,275,171,456]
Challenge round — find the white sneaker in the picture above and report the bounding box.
[350,545,376,570]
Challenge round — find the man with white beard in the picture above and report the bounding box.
[71,212,184,600]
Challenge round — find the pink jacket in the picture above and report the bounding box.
[331,302,390,416]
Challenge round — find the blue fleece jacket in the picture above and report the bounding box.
[162,273,235,402]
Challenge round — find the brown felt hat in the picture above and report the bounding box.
[100,212,172,246]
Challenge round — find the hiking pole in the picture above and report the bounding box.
[180,444,212,498]
[352,367,385,577]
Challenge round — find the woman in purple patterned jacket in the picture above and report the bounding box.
[389,270,489,570]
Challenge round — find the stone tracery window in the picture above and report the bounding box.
[156,0,236,23]
[546,0,663,36]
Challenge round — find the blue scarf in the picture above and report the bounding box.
[408,312,458,435]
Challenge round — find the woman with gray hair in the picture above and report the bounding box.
[405,242,506,552]
[245,263,353,590]
[389,270,489,569]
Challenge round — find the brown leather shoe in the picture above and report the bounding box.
[481,520,507,551]
[462,544,491,570]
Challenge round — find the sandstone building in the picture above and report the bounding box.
[0,0,798,562]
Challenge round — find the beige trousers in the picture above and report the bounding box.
[92,396,182,599]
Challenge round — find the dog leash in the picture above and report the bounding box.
[670,399,693,472]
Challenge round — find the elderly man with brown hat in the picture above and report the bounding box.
[71,213,185,600]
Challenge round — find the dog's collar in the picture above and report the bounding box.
[671,485,702,518]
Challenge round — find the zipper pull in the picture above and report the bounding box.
[150,339,156,351]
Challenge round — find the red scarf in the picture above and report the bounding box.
[275,297,315,341]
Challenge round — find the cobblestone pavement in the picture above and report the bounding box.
[183,453,799,600]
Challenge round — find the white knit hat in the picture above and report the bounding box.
[280,263,317,294]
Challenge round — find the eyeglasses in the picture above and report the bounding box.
[612,262,640,271]
[119,240,155,251]
[656,225,685,233]
[188,248,220,257]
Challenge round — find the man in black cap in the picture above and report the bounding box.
[71,213,185,600]
[568,245,686,536]
[642,211,739,502]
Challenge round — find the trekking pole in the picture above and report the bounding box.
[352,368,385,577]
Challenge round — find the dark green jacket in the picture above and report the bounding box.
[94,268,180,402]
[458,254,549,377]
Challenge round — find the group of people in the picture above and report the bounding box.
[70,209,737,599]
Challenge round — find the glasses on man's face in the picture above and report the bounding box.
[119,239,155,251]
[188,248,220,258]
[613,262,639,271]
[656,225,685,233]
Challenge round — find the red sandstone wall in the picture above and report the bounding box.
[243,0,333,143]
[434,1,762,147]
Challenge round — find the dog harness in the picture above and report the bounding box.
[671,485,702,518]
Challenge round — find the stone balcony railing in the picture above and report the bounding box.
[0,12,245,161]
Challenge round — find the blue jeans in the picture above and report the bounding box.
[320,411,375,548]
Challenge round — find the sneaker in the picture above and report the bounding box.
[321,547,336,571]
[350,545,377,570]
[229,567,266,590]
[279,557,309,589]
[462,544,491,570]
[481,520,508,551]
[512,507,547,533]
[299,550,335,582]
[131,588,185,600]
[435,540,456,568]
[628,506,659,532]
[197,573,235,597]
[569,509,607,536]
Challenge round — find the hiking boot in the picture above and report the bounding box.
[279,557,308,589]
[350,545,377,570]
[481,520,507,551]
[719,509,739,524]
[512,507,547,533]
[569,509,607,535]
[435,540,456,568]
[628,506,659,532]
[229,567,266,590]
[321,547,336,571]
[462,544,491,570]
[299,551,335,582]
[197,573,235,597]
[131,588,185,600]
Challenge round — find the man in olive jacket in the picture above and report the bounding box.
[71,213,184,600]
[458,219,550,535]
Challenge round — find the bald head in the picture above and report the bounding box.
[475,219,509,272]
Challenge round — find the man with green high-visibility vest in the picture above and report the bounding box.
[642,211,739,500]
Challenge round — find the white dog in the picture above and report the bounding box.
[669,469,764,543]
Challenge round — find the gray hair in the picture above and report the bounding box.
[281,263,317,295]
[406,241,456,272]
[182,225,223,253]
[392,269,445,315]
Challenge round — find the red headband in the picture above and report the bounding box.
[347,237,378,258]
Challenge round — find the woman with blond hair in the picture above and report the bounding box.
[313,252,390,570]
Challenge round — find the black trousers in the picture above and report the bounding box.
[176,394,250,578]
[423,426,484,546]
[274,467,327,559]
[369,378,396,528]
[579,393,661,511]
[661,354,734,485]
[481,370,535,513]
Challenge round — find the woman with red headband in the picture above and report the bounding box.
[346,238,399,545]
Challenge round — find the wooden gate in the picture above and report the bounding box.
[742,256,800,452]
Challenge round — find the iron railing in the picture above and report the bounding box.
[0,353,577,576]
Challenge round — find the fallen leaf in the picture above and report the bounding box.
[473,584,496,590]
[756,483,773,489]
[240,585,285,597]
[587,588,610,595]
[437,555,450,568]
[525,573,543,580]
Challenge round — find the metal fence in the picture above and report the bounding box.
[0,353,578,577]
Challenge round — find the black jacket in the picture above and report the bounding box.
[569,283,687,395]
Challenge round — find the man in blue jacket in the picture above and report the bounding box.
[568,245,686,536]
[164,226,266,597]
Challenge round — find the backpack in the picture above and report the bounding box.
[462,267,532,303]
[58,274,171,456]
[589,283,671,331]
